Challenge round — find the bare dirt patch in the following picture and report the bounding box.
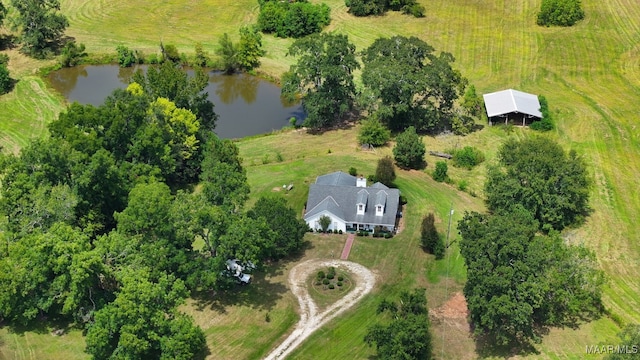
[430,291,468,320]
[263,259,376,360]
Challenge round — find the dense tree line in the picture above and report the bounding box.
[257,0,331,38]
[0,64,308,358]
[458,137,601,348]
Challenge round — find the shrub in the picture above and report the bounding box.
[0,62,12,95]
[421,213,439,253]
[146,53,161,64]
[399,195,408,205]
[393,126,425,169]
[402,3,425,17]
[337,281,343,287]
[338,229,343,234]
[317,271,326,280]
[59,41,87,67]
[346,0,386,16]
[262,154,271,164]
[329,284,335,289]
[328,267,336,277]
[358,117,391,146]
[327,273,335,280]
[323,278,330,285]
[384,233,392,239]
[530,118,555,131]
[530,95,555,131]
[275,152,284,162]
[451,146,485,169]
[162,44,181,63]
[458,179,468,191]
[433,161,449,182]
[375,156,396,187]
[338,276,344,281]
[367,174,377,183]
[116,45,137,67]
[537,0,584,27]
[258,1,331,38]
[349,167,358,176]
[319,215,331,232]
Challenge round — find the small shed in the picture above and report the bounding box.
[483,89,542,126]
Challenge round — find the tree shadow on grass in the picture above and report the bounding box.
[473,328,546,358]
[191,240,315,314]
[0,34,17,51]
[0,316,80,337]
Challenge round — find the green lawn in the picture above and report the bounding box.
[0,0,638,358]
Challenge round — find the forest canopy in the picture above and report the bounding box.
[0,63,307,358]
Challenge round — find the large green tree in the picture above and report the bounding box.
[200,136,250,211]
[537,0,585,27]
[485,137,590,231]
[237,26,265,71]
[85,270,206,360]
[361,36,466,133]
[458,207,604,346]
[0,223,103,325]
[392,126,425,169]
[10,0,69,57]
[248,196,308,259]
[281,33,359,129]
[365,288,433,359]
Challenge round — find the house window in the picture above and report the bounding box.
[359,204,363,211]
[377,206,382,212]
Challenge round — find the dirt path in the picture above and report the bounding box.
[263,259,376,360]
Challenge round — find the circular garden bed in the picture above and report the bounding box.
[308,266,354,309]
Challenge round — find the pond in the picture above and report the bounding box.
[46,65,305,139]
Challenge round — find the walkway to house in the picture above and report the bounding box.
[340,233,355,260]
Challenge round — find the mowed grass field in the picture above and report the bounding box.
[0,0,638,358]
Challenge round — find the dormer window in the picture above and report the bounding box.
[376,205,384,216]
[359,204,363,211]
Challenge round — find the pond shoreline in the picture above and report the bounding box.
[45,62,305,139]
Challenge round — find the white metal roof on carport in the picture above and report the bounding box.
[483,89,542,118]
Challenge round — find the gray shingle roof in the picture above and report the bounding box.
[304,196,344,220]
[356,189,369,206]
[483,89,542,118]
[305,173,400,227]
[315,171,357,186]
[375,190,387,206]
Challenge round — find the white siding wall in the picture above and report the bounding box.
[305,211,346,232]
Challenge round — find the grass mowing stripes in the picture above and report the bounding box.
[0,77,66,153]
